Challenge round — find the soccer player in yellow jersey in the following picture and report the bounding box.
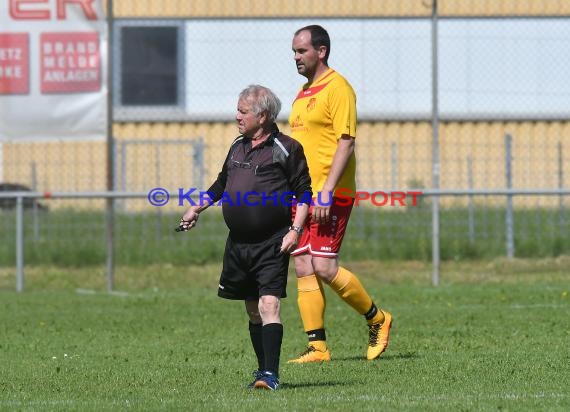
[288,25,393,362]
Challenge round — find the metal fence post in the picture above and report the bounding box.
[106,0,115,293]
[505,134,514,259]
[391,142,398,190]
[155,144,162,241]
[31,162,40,241]
[193,137,205,189]
[16,196,24,293]
[119,139,127,211]
[558,141,565,228]
[431,0,440,286]
[467,155,475,244]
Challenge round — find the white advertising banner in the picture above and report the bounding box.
[0,0,107,142]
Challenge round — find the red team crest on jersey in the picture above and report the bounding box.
[291,115,303,128]
[306,98,316,112]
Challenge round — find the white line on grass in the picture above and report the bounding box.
[75,288,130,297]
[319,391,569,403]
[397,303,568,310]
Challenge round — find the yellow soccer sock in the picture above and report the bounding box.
[330,267,384,325]
[297,274,326,333]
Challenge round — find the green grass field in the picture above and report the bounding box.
[1,259,569,411]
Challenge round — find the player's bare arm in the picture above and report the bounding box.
[314,135,355,224]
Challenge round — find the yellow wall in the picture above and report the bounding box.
[110,0,570,18]
[111,0,432,18]
[439,0,570,16]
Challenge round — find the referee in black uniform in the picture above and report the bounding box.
[179,85,312,391]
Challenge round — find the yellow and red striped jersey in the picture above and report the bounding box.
[289,68,357,196]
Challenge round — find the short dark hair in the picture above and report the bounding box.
[295,25,330,64]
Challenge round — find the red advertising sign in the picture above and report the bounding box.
[0,33,30,94]
[0,0,107,142]
[40,31,100,93]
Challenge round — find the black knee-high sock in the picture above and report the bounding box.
[249,322,264,370]
[262,323,283,375]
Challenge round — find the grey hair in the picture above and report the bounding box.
[239,85,282,123]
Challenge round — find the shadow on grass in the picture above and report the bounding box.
[332,351,418,361]
[280,380,350,389]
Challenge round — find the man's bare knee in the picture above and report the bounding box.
[258,295,280,318]
[294,254,314,277]
[312,257,339,282]
[245,300,261,323]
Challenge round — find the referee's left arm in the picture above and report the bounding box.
[287,142,312,203]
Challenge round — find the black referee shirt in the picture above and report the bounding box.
[206,126,312,243]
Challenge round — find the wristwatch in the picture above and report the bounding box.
[289,225,304,234]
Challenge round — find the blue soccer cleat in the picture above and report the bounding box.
[253,370,280,390]
[247,370,265,389]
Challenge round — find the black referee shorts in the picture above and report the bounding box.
[218,229,290,300]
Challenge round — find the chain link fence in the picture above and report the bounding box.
[2,1,570,290]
